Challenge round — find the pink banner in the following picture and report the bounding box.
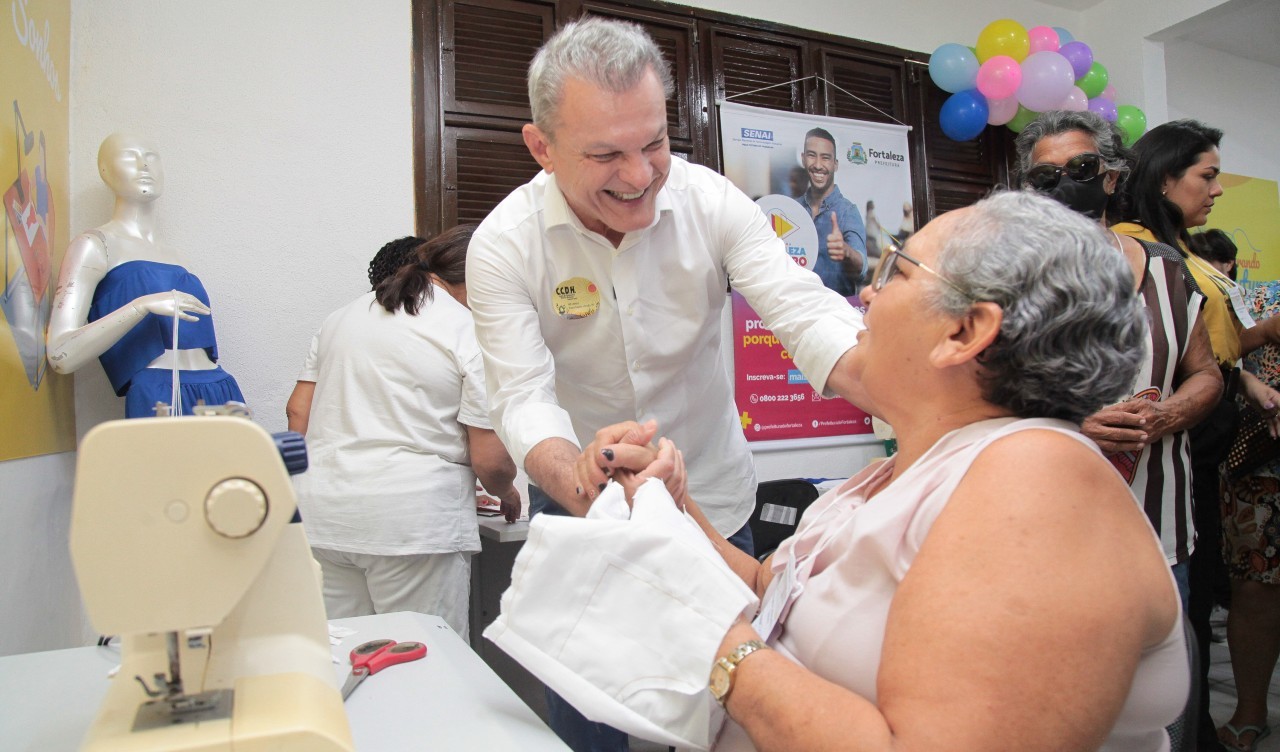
[732,292,872,442]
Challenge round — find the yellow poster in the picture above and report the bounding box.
[1,0,74,460]
[1203,172,1280,287]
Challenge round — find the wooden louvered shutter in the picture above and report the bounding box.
[443,128,541,227]
[582,4,705,164]
[817,50,906,126]
[442,0,554,119]
[709,29,805,112]
[704,26,807,171]
[428,0,555,232]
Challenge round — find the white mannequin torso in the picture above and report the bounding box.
[46,134,216,375]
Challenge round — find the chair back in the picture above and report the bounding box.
[748,479,819,560]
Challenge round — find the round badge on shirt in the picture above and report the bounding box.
[552,277,601,319]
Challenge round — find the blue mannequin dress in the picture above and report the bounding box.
[87,259,244,417]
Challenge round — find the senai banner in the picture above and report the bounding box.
[718,101,913,444]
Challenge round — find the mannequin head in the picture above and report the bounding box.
[98,133,163,202]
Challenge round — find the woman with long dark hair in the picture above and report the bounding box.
[1116,120,1280,751]
[291,226,519,640]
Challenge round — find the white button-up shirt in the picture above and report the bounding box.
[468,158,863,534]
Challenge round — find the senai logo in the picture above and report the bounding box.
[740,127,774,142]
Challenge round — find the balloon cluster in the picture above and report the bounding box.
[930,21,1147,145]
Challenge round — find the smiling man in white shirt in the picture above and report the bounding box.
[466,17,863,752]
[469,15,863,524]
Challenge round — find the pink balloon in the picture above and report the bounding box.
[1101,84,1118,101]
[1060,86,1089,112]
[1088,97,1118,122]
[987,94,1020,126]
[1017,51,1075,112]
[976,55,1022,101]
[1027,26,1060,54]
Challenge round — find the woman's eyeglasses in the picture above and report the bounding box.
[1024,152,1104,191]
[872,235,974,301]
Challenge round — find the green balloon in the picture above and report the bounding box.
[1076,62,1109,99]
[1006,105,1038,134]
[1115,105,1147,147]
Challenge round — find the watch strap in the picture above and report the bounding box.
[711,639,769,706]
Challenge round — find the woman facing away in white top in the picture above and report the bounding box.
[289,227,519,640]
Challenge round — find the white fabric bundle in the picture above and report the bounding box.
[484,479,759,749]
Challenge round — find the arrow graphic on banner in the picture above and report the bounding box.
[769,211,797,239]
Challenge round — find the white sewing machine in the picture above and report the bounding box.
[69,411,354,751]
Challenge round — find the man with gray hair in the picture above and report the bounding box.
[467,18,863,749]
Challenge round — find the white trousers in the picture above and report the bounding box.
[312,547,472,641]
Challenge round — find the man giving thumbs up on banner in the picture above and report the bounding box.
[798,127,868,296]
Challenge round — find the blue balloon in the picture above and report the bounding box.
[929,43,980,94]
[1053,26,1075,45]
[940,89,989,141]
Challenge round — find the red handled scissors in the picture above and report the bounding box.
[340,638,428,701]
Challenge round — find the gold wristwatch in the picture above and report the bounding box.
[709,639,769,706]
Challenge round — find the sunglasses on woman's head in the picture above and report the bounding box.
[1025,153,1104,191]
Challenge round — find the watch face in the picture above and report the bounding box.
[709,663,731,700]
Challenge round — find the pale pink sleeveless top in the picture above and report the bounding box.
[716,418,1188,751]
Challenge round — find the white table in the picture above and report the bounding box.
[0,611,568,751]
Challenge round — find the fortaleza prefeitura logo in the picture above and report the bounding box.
[849,142,907,167]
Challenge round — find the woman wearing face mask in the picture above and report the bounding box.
[1016,111,1221,611]
[1116,118,1280,752]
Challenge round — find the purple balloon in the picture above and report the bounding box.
[1088,97,1118,122]
[1059,41,1094,80]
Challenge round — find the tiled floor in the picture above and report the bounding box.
[1207,607,1280,751]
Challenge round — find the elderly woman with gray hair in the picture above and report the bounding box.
[601,191,1188,750]
[1015,110,1222,608]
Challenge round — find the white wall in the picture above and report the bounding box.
[68,0,417,432]
[1163,40,1280,185]
[1080,0,1231,127]
[5,0,1277,656]
[675,0,1082,54]
[1,0,415,657]
[0,453,86,655]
